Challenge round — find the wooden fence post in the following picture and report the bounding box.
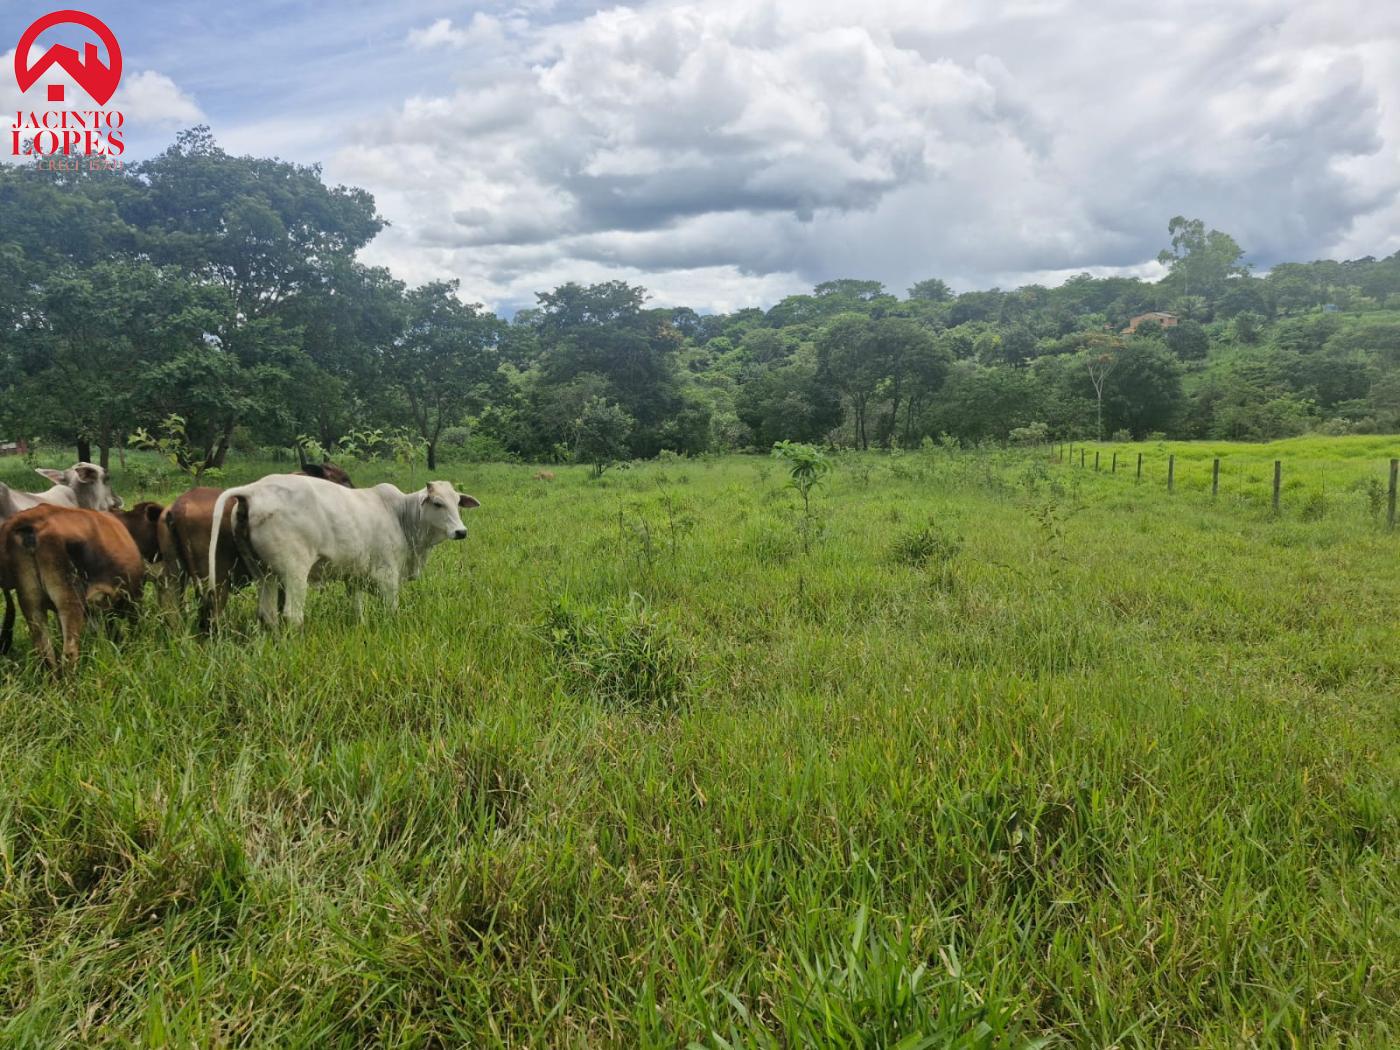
[1212,458,1220,498]
[1388,458,1397,530]
[1167,454,1174,493]
[1136,452,1142,482]
[1112,452,1118,474]
[1273,460,1282,515]
[1094,450,1100,472]
[1080,449,1085,468]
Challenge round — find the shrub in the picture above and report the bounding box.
[541,596,697,711]
[1008,421,1049,446]
[1314,418,1357,437]
[745,517,798,565]
[574,398,635,478]
[889,521,962,582]
[437,426,473,453]
[1356,476,1385,519]
[440,429,516,463]
[1300,489,1330,522]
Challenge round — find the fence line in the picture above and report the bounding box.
[1051,445,1399,527]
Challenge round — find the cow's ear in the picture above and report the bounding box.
[145,503,163,523]
[458,494,481,510]
[74,465,100,482]
[302,463,327,479]
[35,468,64,484]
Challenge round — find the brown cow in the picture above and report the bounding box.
[160,463,354,630]
[112,502,166,564]
[1,504,143,671]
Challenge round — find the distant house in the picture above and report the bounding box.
[0,439,28,457]
[1124,311,1179,335]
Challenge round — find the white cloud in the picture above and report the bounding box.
[111,71,204,126]
[329,0,1399,311]
[406,14,517,51]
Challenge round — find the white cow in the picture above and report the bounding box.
[208,475,480,626]
[0,462,122,522]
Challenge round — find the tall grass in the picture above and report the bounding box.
[0,442,1396,1046]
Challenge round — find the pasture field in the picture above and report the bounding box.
[0,442,1397,1047]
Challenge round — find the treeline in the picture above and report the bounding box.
[3,129,1399,469]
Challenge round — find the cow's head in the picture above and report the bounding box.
[35,462,121,510]
[419,481,480,543]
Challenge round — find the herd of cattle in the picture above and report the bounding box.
[0,462,480,672]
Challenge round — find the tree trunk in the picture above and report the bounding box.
[205,420,236,470]
[76,438,92,462]
[426,439,437,470]
[99,444,110,470]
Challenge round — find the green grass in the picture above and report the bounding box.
[1061,435,1399,508]
[1,442,1397,1046]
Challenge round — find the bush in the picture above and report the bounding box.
[541,596,697,711]
[1314,418,1358,437]
[437,426,473,453]
[889,521,962,576]
[439,429,516,463]
[1008,421,1049,446]
[574,398,635,478]
[1300,490,1330,522]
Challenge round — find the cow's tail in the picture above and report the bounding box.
[207,487,249,594]
[165,508,194,583]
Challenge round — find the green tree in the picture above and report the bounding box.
[133,126,384,466]
[384,281,505,469]
[1156,216,1250,305]
[533,281,684,457]
[817,313,880,448]
[574,397,635,477]
[908,278,953,303]
[1100,341,1185,437]
[1165,319,1210,361]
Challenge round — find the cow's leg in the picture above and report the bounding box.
[200,575,232,634]
[48,577,86,672]
[257,576,282,628]
[156,523,183,621]
[155,563,183,623]
[13,557,55,669]
[28,549,82,672]
[280,570,311,627]
[0,590,14,655]
[109,582,141,643]
[375,572,400,614]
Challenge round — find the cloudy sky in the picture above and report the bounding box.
[5,0,1399,313]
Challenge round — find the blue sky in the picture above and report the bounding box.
[5,1,1399,314]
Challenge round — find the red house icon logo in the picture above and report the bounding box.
[14,10,122,106]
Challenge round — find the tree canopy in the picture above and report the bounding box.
[4,139,1400,465]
